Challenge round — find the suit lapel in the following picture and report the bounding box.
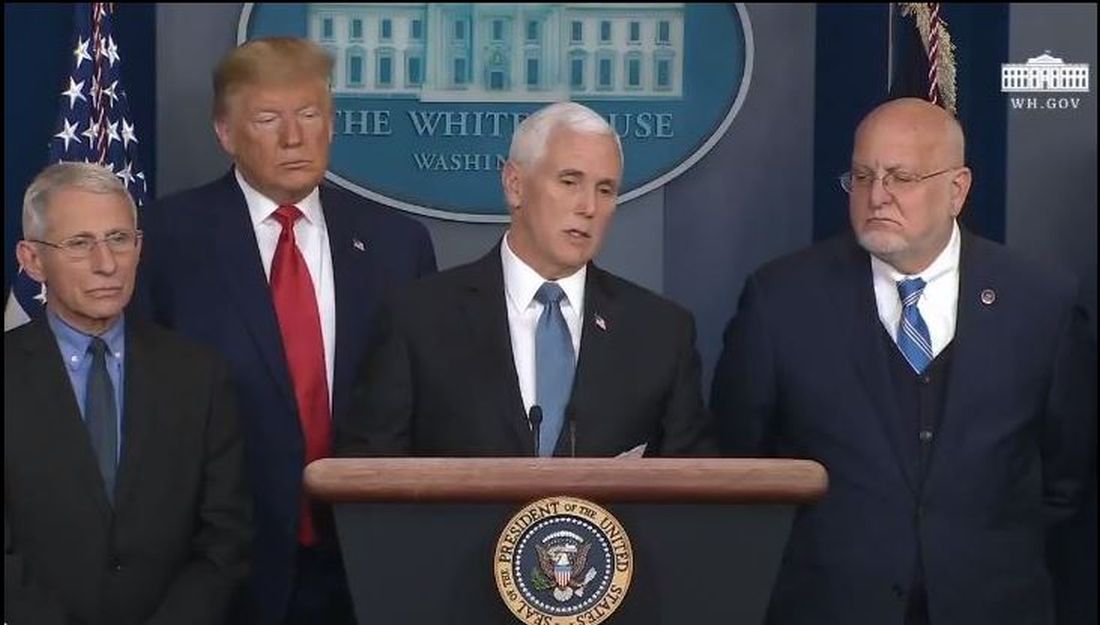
[323,190,378,423]
[210,173,297,412]
[556,265,620,456]
[926,232,997,485]
[21,321,113,519]
[113,319,160,511]
[833,240,919,495]
[460,248,532,454]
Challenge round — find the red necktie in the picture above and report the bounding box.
[270,204,330,546]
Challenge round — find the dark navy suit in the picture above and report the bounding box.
[711,231,1095,625]
[134,171,436,623]
[337,245,716,458]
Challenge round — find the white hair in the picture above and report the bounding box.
[508,101,623,167]
[22,162,135,239]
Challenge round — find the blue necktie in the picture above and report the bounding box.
[86,337,118,504]
[896,278,933,375]
[534,283,576,456]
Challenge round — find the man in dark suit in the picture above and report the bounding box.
[711,98,1096,625]
[337,101,713,458]
[6,162,250,625]
[135,38,436,624]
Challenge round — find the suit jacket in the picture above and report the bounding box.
[4,317,250,625]
[133,171,436,624]
[711,230,1096,625]
[336,245,715,457]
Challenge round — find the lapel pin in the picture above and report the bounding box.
[980,288,996,305]
[594,314,607,331]
[352,238,366,252]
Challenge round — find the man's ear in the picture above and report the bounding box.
[213,117,235,156]
[15,240,47,284]
[949,166,972,218]
[501,160,523,211]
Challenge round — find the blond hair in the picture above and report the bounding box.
[212,37,333,119]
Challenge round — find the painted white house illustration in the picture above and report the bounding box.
[1001,52,1089,92]
[307,3,685,101]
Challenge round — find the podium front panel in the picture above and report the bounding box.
[335,502,794,624]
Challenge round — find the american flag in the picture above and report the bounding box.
[4,2,149,330]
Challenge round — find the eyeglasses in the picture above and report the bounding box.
[838,167,957,195]
[29,229,142,260]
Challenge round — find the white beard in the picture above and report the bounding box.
[858,229,909,259]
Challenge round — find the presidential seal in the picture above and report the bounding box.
[495,496,633,625]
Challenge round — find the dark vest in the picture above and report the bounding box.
[882,325,954,484]
[881,325,955,625]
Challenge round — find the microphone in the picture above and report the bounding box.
[566,406,576,458]
[528,405,543,457]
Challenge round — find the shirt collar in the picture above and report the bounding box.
[501,231,587,313]
[234,167,323,229]
[46,308,125,369]
[870,220,961,286]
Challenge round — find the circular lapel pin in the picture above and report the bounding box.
[980,289,996,305]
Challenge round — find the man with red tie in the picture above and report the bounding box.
[135,37,436,624]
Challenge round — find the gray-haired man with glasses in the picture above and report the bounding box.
[712,98,1095,625]
[6,162,250,625]
[17,163,144,332]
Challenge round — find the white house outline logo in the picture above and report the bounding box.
[1001,51,1089,93]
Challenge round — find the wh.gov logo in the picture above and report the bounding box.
[1002,51,1090,112]
[239,3,753,222]
[495,496,633,625]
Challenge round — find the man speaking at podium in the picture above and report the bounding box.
[337,102,714,458]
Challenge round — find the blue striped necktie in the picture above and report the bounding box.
[534,282,576,456]
[896,278,933,374]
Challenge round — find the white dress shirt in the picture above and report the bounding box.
[870,221,961,359]
[235,169,335,403]
[501,232,585,416]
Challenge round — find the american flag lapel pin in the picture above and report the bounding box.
[594,313,607,331]
[352,238,366,252]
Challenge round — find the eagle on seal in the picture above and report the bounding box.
[536,542,596,601]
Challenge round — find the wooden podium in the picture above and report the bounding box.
[305,458,827,624]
